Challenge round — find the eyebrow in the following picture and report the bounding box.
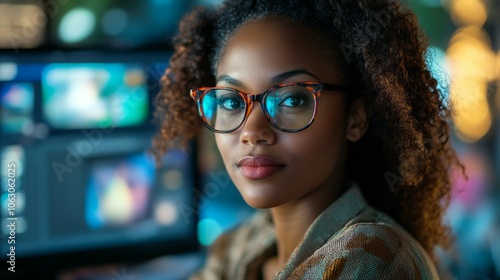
[270,69,320,84]
[215,69,320,87]
[215,74,243,86]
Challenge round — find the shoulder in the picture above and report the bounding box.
[211,209,273,253]
[289,216,439,279]
[190,210,273,280]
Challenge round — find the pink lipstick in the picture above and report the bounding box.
[237,156,285,180]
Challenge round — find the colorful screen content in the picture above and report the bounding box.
[85,152,155,229]
[0,83,34,134]
[42,63,149,129]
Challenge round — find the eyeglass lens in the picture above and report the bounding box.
[200,85,316,132]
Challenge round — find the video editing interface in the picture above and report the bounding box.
[0,54,198,260]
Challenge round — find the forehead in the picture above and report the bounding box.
[216,19,347,87]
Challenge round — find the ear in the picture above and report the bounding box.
[345,98,369,142]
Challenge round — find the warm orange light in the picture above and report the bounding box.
[450,0,488,27]
[497,51,500,111]
[0,4,46,49]
[497,50,500,80]
[496,81,500,113]
[445,0,495,143]
[448,26,491,47]
[446,27,496,80]
[451,76,492,143]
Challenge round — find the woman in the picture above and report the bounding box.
[152,0,463,279]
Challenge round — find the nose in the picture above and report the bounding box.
[239,103,277,146]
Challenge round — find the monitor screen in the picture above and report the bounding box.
[42,63,149,129]
[0,82,35,134]
[85,152,155,229]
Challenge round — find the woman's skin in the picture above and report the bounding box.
[214,19,369,278]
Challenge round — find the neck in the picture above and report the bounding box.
[270,202,323,265]
[269,177,348,269]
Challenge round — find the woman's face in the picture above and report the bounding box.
[215,19,363,209]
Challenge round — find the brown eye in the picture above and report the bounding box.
[279,94,305,107]
[220,97,244,110]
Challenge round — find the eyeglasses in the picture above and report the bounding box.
[190,82,350,133]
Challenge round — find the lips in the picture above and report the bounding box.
[237,156,285,180]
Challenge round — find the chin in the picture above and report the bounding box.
[232,175,299,209]
[244,199,277,209]
[239,189,291,209]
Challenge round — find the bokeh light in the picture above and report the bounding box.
[0,63,17,82]
[162,170,184,190]
[497,50,500,81]
[59,8,96,44]
[451,76,492,142]
[154,200,178,226]
[446,25,495,143]
[449,0,488,27]
[447,27,496,80]
[101,8,128,36]
[0,4,45,49]
[197,219,222,246]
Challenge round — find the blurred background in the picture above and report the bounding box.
[0,0,498,279]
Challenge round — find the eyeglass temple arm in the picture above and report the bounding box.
[322,83,350,93]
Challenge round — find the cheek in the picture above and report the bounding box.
[283,124,344,165]
[215,133,235,164]
[288,107,348,172]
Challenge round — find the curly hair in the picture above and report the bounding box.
[152,0,464,261]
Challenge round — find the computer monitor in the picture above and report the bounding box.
[0,52,199,275]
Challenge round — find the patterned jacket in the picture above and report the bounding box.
[190,185,440,279]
